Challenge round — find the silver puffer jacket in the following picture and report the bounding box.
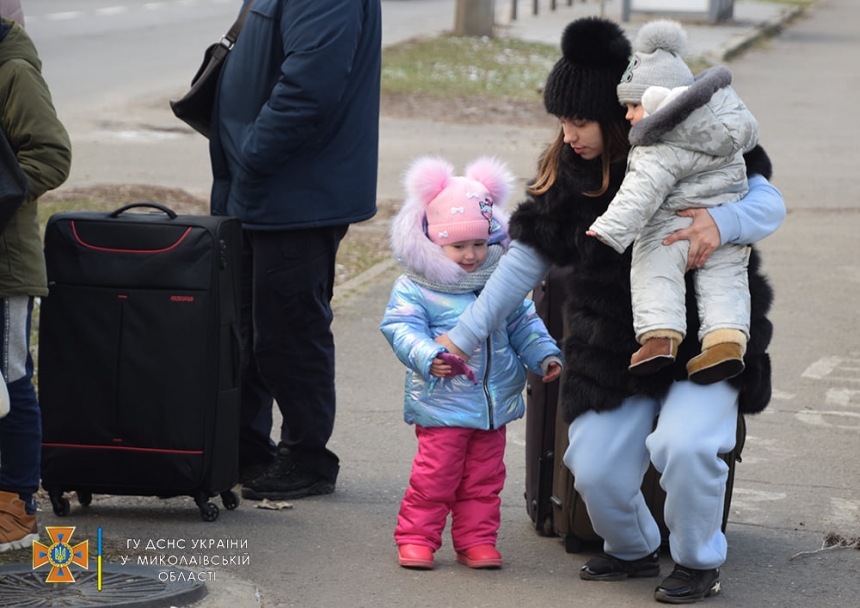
[380,276,561,430]
[589,66,759,254]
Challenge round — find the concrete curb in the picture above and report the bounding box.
[708,5,806,62]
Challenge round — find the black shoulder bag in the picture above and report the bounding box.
[169,1,255,139]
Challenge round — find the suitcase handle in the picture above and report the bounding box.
[109,202,178,219]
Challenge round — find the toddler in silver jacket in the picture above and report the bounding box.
[587,19,761,385]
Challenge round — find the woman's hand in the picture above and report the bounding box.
[663,208,721,270]
[435,333,469,361]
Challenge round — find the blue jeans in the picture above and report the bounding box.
[0,296,41,500]
[238,226,347,482]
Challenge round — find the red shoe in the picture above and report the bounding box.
[456,545,502,569]
[398,544,434,569]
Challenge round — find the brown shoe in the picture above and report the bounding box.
[629,337,679,376]
[0,490,38,552]
[687,342,745,385]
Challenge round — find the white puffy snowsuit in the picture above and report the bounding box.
[588,66,759,342]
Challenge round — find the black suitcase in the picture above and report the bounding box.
[38,202,242,521]
[524,266,569,536]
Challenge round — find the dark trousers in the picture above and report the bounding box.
[238,225,348,482]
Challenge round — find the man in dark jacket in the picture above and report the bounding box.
[0,17,71,551]
[209,0,381,499]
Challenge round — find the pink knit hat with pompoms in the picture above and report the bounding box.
[390,156,515,284]
[425,177,495,245]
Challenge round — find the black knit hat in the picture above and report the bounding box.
[544,17,632,122]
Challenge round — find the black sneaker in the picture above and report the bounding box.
[238,459,276,484]
[654,565,720,604]
[580,550,660,581]
[241,456,335,500]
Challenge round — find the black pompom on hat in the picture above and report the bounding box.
[544,17,632,122]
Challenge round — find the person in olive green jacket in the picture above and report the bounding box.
[0,17,71,552]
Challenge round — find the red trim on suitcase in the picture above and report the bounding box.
[70,221,193,253]
[42,442,204,455]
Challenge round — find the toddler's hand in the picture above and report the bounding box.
[436,352,478,385]
[429,357,452,378]
[542,361,561,383]
[586,230,608,245]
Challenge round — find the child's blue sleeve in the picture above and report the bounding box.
[379,277,446,379]
[708,175,786,245]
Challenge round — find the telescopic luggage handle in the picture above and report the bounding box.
[109,202,177,219]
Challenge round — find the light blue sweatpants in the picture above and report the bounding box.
[563,380,739,570]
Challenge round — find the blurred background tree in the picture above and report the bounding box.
[455,0,495,37]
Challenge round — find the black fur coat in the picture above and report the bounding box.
[509,144,775,423]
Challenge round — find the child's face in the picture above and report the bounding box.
[560,117,604,160]
[625,102,645,125]
[442,239,488,273]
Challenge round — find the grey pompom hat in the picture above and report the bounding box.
[616,19,694,105]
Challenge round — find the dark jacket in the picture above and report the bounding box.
[209,0,381,230]
[0,19,71,297]
[509,144,774,424]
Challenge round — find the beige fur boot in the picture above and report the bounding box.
[629,329,683,376]
[686,329,747,385]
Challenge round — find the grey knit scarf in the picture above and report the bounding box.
[405,244,504,295]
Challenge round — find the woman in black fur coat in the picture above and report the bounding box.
[437,17,784,604]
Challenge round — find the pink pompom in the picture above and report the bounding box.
[464,156,515,207]
[404,157,454,207]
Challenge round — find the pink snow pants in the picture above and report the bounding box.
[394,425,507,552]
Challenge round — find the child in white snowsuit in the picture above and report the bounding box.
[587,20,760,385]
[380,156,562,570]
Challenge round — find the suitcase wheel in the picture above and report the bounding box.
[76,490,93,507]
[221,490,240,511]
[540,515,554,537]
[193,492,220,522]
[198,501,219,522]
[563,534,584,554]
[50,494,71,517]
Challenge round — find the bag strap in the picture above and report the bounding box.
[220,0,256,50]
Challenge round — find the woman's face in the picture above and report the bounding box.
[559,117,604,160]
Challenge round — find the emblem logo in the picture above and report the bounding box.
[32,526,89,583]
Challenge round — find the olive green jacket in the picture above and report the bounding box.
[0,18,71,297]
